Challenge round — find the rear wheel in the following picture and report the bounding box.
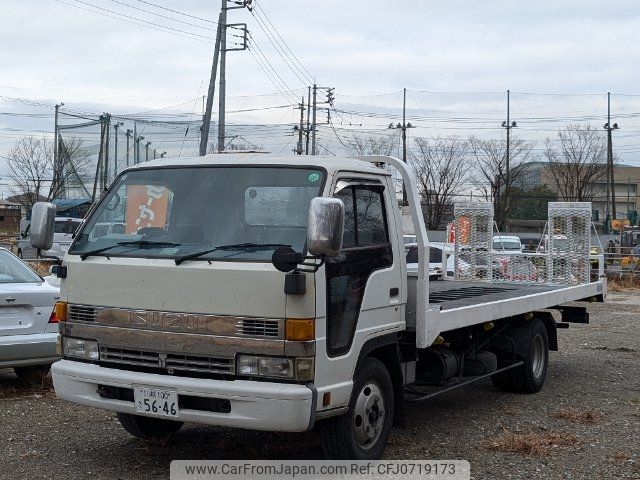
[492,318,549,393]
[320,358,394,460]
[116,412,183,440]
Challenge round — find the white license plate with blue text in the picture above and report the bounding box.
[134,386,179,417]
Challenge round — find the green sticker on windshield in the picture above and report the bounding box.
[308,172,320,183]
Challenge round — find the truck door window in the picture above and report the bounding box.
[326,183,393,356]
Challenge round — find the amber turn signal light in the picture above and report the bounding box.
[285,318,315,341]
[54,302,68,322]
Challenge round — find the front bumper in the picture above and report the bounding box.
[52,360,315,432]
[0,333,59,368]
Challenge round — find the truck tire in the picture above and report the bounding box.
[116,412,183,440]
[491,351,516,391]
[492,318,549,393]
[462,350,497,376]
[320,357,394,460]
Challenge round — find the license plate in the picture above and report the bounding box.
[134,386,179,417]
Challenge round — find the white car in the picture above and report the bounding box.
[492,235,523,252]
[406,242,469,278]
[18,217,83,259]
[0,248,60,377]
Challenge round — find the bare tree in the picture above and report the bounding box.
[544,125,607,202]
[6,136,93,211]
[410,136,470,229]
[468,136,534,229]
[207,137,263,153]
[346,134,397,156]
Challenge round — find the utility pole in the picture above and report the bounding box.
[217,0,250,153]
[113,121,123,176]
[604,91,619,224]
[92,115,106,203]
[145,141,151,163]
[135,135,144,165]
[217,1,228,153]
[305,86,311,155]
[200,6,224,156]
[296,97,305,155]
[501,89,517,231]
[102,113,111,190]
[387,89,412,205]
[125,129,133,167]
[311,84,317,155]
[401,88,408,205]
[52,102,65,198]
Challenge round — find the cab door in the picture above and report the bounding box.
[324,176,403,358]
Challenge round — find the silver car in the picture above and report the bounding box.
[18,217,83,259]
[0,248,60,377]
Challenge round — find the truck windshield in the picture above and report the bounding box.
[69,166,325,262]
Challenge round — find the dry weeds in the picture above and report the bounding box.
[607,274,640,291]
[0,369,54,399]
[552,407,603,425]
[480,429,579,456]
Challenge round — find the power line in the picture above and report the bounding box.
[108,0,217,32]
[54,0,214,44]
[249,7,311,87]
[133,0,218,25]
[252,1,315,84]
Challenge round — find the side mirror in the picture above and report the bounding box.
[307,197,344,257]
[30,202,57,251]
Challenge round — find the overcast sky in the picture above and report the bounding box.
[2,0,640,181]
[3,1,640,101]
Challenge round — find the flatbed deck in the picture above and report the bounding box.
[407,272,606,347]
[428,280,561,310]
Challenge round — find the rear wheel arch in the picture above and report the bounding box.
[533,311,558,351]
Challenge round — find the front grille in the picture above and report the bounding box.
[100,347,234,375]
[68,305,97,322]
[236,318,281,337]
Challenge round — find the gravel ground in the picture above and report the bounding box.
[1,293,638,480]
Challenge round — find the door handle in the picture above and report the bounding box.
[389,287,399,304]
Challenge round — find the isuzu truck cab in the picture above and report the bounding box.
[29,153,605,459]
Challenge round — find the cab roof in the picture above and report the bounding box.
[125,153,392,177]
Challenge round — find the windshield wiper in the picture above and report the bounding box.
[174,243,289,265]
[80,240,181,261]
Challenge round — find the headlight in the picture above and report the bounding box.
[236,355,315,381]
[62,337,99,361]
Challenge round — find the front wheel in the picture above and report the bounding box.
[116,412,183,440]
[320,358,394,460]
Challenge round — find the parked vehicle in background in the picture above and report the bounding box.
[406,242,470,278]
[403,234,417,247]
[0,248,60,377]
[492,235,523,252]
[18,217,83,259]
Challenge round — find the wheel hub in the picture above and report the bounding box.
[353,382,385,449]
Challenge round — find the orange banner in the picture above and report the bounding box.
[125,185,170,234]
[457,216,471,245]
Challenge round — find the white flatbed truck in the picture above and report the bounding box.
[28,153,605,459]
